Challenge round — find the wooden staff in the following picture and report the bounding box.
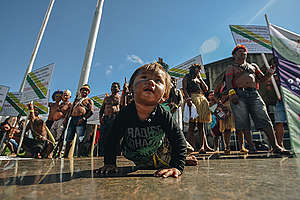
[45,126,56,145]
[17,112,30,154]
[264,14,281,101]
[90,124,98,157]
[68,133,77,159]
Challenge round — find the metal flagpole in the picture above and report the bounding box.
[77,0,105,93]
[263,14,281,101]
[19,0,55,93]
[261,53,281,101]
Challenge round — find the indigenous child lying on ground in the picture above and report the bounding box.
[99,62,197,178]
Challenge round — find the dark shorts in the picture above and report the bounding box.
[66,116,87,142]
[274,101,287,123]
[230,88,273,131]
[22,137,48,155]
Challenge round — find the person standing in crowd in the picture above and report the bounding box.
[167,77,184,130]
[121,78,133,107]
[217,89,235,154]
[225,45,289,154]
[264,58,288,150]
[64,84,94,157]
[98,82,121,156]
[182,64,213,153]
[99,62,197,178]
[0,119,16,155]
[50,89,72,141]
[50,89,72,157]
[207,90,222,152]
[157,57,169,72]
[46,90,63,129]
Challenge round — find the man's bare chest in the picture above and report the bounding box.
[105,96,120,106]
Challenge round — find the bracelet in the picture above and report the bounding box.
[228,89,236,96]
[29,110,34,113]
[82,117,87,121]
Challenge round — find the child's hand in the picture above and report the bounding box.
[99,164,118,174]
[154,168,181,178]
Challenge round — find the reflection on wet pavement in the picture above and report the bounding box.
[1,155,300,200]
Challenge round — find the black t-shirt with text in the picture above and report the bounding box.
[104,101,187,172]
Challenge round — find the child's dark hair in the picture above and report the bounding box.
[129,63,172,99]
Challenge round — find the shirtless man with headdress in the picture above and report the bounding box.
[46,90,63,129]
[98,82,121,155]
[64,84,94,157]
[225,45,289,154]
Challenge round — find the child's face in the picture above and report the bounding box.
[133,69,166,106]
[208,92,215,101]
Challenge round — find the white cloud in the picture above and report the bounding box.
[200,36,221,54]
[105,65,113,75]
[127,54,144,64]
[95,62,101,67]
[247,0,277,24]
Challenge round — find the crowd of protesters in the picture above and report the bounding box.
[0,46,291,177]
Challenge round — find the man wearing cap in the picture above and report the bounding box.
[98,82,121,156]
[64,84,94,157]
[225,45,289,154]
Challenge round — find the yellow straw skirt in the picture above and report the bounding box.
[219,100,235,133]
[191,93,212,123]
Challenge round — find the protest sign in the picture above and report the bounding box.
[21,63,54,102]
[230,25,272,53]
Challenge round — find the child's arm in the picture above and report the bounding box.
[160,105,187,175]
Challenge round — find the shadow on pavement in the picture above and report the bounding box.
[0,166,155,186]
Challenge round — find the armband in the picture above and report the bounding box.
[228,89,236,96]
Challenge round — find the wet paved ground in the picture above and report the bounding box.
[0,152,299,200]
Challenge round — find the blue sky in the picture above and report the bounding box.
[1,0,300,100]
